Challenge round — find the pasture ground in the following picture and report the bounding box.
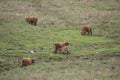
[0,0,120,80]
[0,53,120,80]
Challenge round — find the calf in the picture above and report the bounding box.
[59,46,69,54]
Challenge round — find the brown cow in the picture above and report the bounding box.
[81,25,92,35]
[26,16,38,26]
[21,57,35,67]
[54,41,69,54]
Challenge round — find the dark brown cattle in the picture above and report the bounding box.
[21,57,34,67]
[54,42,69,53]
[81,25,92,35]
[26,16,38,26]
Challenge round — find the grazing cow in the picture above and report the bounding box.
[21,57,34,67]
[81,25,92,35]
[54,41,69,53]
[26,16,38,26]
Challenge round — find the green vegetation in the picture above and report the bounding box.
[0,0,120,79]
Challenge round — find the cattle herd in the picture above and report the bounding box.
[22,16,93,67]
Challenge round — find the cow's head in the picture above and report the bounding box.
[81,31,86,35]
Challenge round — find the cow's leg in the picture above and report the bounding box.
[31,21,34,25]
[31,22,33,25]
[34,22,37,26]
[54,48,58,54]
[28,21,31,24]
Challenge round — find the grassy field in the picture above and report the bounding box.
[0,0,120,80]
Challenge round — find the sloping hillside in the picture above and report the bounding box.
[0,0,120,79]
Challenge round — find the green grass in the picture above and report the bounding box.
[0,55,120,80]
[0,0,120,79]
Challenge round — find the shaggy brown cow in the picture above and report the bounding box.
[21,57,34,67]
[81,25,92,35]
[54,41,69,53]
[26,16,38,26]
